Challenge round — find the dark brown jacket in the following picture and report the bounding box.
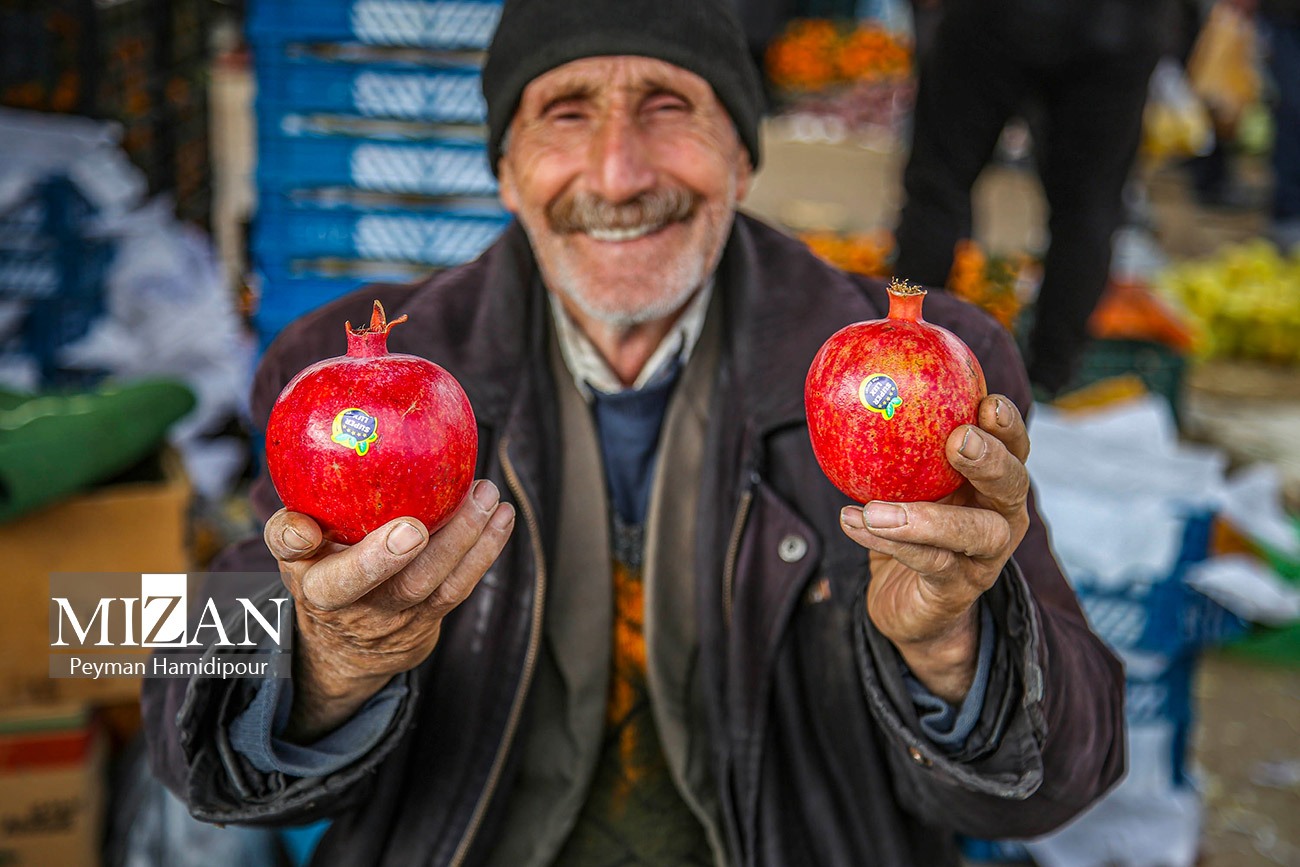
[143,213,1126,866]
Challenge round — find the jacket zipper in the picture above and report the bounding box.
[448,437,547,867]
[722,488,753,628]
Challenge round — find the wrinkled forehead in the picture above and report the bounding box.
[517,55,719,111]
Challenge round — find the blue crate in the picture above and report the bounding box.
[1122,652,1193,727]
[9,240,114,380]
[960,656,1206,864]
[253,252,446,347]
[962,513,1242,863]
[0,242,114,301]
[1122,651,1199,786]
[257,121,498,197]
[257,251,436,284]
[248,0,502,50]
[252,198,510,266]
[0,201,49,253]
[253,272,372,349]
[20,293,107,377]
[0,252,61,299]
[254,48,487,124]
[1071,513,1248,657]
[1,176,97,253]
[1077,580,1247,656]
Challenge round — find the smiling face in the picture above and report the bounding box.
[496,56,753,329]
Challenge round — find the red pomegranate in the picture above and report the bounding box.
[265,300,478,544]
[805,280,986,504]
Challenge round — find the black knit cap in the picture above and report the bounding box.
[481,0,764,175]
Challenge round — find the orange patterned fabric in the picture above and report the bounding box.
[554,550,713,865]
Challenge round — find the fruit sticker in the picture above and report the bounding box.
[332,408,379,456]
[858,373,902,419]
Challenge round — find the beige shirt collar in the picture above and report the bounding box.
[548,279,715,397]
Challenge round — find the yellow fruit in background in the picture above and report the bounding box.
[1156,241,1300,364]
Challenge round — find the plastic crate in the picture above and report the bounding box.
[251,245,470,346]
[0,253,62,299]
[1070,513,1247,657]
[1074,338,1188,419]
[0,203,48,254]
[1078,579,1247,656]
[252,272,379,349]
[961,653,1201,865]
[962,513,1242,863]
[1122,651,1193,725]
[0,242,114,302]
[254,48,486,124]
[20,292,107,380]
[4,238,112,381]
[256,122,497,197]
[247,0,502,50]
[0,177,96,250]
[252,197,510,266]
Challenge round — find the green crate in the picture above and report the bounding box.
[1068,338,1188,419]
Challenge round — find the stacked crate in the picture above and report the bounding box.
[247,0,510,348]
[0,0,215,226]
[0,173,114,387]
[961,512,1248,864]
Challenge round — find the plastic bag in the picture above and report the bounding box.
[1187,2,1262,136]
[1141,57,1214,163]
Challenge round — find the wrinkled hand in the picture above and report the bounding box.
[839,395,1030,703]
[265,480,515,741]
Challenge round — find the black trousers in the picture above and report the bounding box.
[894,0,1169,394]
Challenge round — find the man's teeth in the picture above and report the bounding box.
[586,224,659,242]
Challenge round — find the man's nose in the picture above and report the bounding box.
[588,114,656,204]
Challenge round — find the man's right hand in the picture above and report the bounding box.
[264,479,516,743]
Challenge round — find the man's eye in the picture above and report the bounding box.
[543,102,588,123]
[647,98,688,115]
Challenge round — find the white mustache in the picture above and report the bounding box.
[548,188,698,236]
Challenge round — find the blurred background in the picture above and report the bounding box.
[0,0,1297,864]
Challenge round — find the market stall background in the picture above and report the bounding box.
[1,0,1298,865]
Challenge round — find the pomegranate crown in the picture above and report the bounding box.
[346,299,408,336]
[887,278,926,297]
[345,300,408,357]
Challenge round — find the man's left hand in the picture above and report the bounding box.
[839,394,1031,704]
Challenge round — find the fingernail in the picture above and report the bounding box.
[473,480,500,511]
[959,427,988,461]
[865,502,907,529]
[283,526,312,552]
[491,503,516,530]
[994,398,1007,426]
[840,506,865,529]
[387,522,424,555]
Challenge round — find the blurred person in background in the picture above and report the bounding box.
[893,0,1175,399]
[143,0,1127,863]
[1180,0,1258,211]
[1181,0,1300,242]
[1259,0,1300,248]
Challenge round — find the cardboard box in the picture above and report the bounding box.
[0,450,191,708]
[0,704,106,867]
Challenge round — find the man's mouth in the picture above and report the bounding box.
[584,223,667,242]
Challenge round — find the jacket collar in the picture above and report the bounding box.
[714,212,888,435]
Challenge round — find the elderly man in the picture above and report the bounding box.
[144,0,1125,863]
